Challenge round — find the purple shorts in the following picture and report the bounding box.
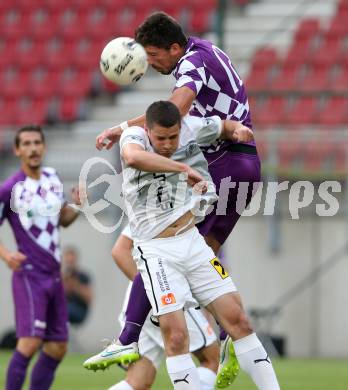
[197,148,261,245]
[12,270,68,341]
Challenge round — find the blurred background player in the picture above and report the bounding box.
[0,125,82,390]
[62,246,93,326]
[107,226,219,390]
[96,11,260,386]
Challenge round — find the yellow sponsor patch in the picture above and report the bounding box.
[210,257,229,279]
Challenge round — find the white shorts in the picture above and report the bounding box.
[133,227,237,316]
[119,285,217,369]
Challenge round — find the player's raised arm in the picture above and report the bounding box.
[122,143,204,187]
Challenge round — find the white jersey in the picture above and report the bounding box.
[119,116,221,241]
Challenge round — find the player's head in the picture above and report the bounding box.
[14,124,45,169]
[135,12,187,75]
[145,101,181,158]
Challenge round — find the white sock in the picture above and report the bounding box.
[107,380,134,390]
[234,333,280,390]
[166,353,200,389]
[197,366,216,390]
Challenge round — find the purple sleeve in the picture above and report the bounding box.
[0,182,11,226]
[174,56,205,95]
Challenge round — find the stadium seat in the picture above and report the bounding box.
[27,67,59,99]
[58,97,84,122]
[318,97,348,125]
[277,141,304,172]
[13,97,49,126]
[303,143,335,172]
[300,64,331,92]
[56,68,92,98]
[71,38,102,71]
[252,96,288,127]
[284,97,318,125]
[26,7,58,40]
[331,67,348,92]
[270,63,304,92]
[310,31,343,66]
[246,48,278,92]
[0,7,27,40]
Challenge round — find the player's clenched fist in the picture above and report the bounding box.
[96,126,122,150]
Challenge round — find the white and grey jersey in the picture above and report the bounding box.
[119,116,221,241]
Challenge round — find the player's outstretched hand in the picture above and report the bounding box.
[96,126,122,150]
[5,251,26,271]
[232,123,254,143]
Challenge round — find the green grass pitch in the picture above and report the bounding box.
[1,351,347,389]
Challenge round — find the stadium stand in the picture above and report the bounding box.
[0,0,217,127]
[244,0,347,177]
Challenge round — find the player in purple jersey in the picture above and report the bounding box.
[94,12,262,388]
[0,125,82,390]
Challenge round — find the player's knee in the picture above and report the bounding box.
[166,329,189,355]
[43,341,68,360]
[17,337,42,358]
[229,309,253,338]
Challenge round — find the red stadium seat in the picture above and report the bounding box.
[13,37,45,70]
[26,8,58,40]
[13,97,49,126]
[331,67,348,92]
[310,31,343,66]
[0,37,16,68]
[58,97,83,122]
[294,18,321,40]
[252,96,288,127]
[284,97,318,125]
[246,48,278,92]
[318,97,348,125]
[56,68,92,98]
[71,38,103,71]
[27,68,59,99]
[0,7,27,40]
[270,63,304,92]
[277,141,304,172]
[303,143,335,172]
[1,67,30,99]
[300,64,331,92]
[44,38,74,71]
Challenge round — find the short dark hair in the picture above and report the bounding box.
[15,124,45,148]
[146,101,181,129]
[135,12,187,50]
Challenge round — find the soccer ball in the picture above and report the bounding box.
[100,37,148,86]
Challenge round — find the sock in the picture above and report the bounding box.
[234,333,280,390]
[29,352,61,390]
[119,273,152,345]
[108,380,134,390]
[197,366,217,390]
[6,350,31,390]
[166,353,200,389]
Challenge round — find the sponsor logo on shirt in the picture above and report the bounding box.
[210,257,229,279]
[161,293,176,306]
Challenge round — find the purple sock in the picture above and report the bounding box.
[119,273,152,345]
[6,350,31,390]
[29,352,60,390]
[220,328,228,341]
